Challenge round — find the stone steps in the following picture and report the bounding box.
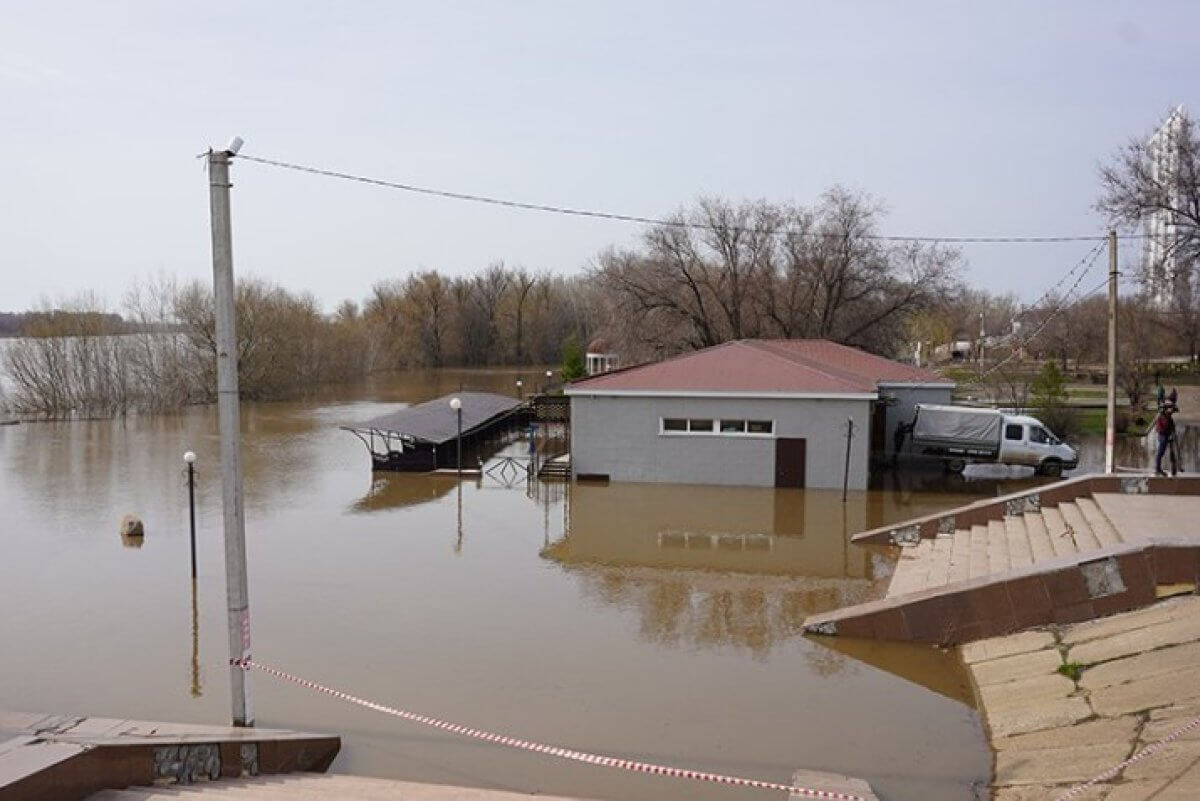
[887,498,1126,598]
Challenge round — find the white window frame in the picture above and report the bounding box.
[659,417,775,437]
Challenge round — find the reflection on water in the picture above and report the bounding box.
[541,481,1015,661]
[350,472,464,513]
[810,636,975,706]
[190,578,202,699]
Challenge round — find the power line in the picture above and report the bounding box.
[966,246,1108,386]
[1015,239,1107,321]
[234,152,1146,245]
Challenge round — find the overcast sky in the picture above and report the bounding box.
[2,1,1196,312]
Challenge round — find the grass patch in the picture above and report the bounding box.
[1057,661,1085,682]
[1075,408,1108,435]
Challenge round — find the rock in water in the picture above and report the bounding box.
[120,514,145,538]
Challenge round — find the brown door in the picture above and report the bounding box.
[871,403,887,456]
[774,438,807,488]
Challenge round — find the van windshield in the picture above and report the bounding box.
[1030,427,1057,445]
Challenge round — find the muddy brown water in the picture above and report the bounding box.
[1,369,1190,801]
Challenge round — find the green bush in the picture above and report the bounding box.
[561,338,586,382]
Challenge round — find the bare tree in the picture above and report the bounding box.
[1099,108,1200,281]
[597,190,960,359]
[1099,108,1200,359]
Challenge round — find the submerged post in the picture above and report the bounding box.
[208,141,253,727]
[842,418,854,503]
[184,451,197,579]
[1105,229,1118,475]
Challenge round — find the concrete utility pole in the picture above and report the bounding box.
[1105,229,1119,475]
[208,140,254,727]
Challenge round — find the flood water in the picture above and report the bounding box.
[1,370,1193,801]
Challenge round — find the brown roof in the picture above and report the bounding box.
[343,391,523,444]
[566,340,947,395]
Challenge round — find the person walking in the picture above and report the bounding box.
[1154,402,1178,477]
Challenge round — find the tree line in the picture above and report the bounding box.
[3,186,966,417]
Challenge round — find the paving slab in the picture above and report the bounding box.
[971,647,1065,687]
[1104,779,1173,800]
[985,695,1094,739]
[1143,703,1200,743]
[1149,758,1200,800]
[961,630,1056,664]
[978,673,1078,709]
[1121,739,1200,781]
[993,716,1140,752]
[1060,596,1196,647]
[1089,665,1200,718]
[1080,640,1200,691]
[994,742,1131,785]
[969,596,1200,801]
[991,783,1108,800]
[1068,615,1200,666]
[790,768,879,800]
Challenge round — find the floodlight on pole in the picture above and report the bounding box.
[449,397,463,475]
[184,451,197,579]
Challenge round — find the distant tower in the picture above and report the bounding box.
[1144,106,1191,308]
[585,338,619,376]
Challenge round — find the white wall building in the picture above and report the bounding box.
[1145,105,1192,308]
[565,340,954,490]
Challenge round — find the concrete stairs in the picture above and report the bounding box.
[887,498,1127,598]
[536,453,570,479]
[88,774,588,800]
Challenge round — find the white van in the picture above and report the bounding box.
[910,404,1080,476]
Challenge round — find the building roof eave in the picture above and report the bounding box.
[564,388,879,401]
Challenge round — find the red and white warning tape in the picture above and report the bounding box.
[232,658,864,800]
[1053,712,1200,800]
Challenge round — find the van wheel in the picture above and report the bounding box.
[945,458,966,474]
[1039,460,1063,478]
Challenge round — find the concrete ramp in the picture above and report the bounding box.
[83,772,878,801]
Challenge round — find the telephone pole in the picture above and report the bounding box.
[208,141,253,727]
[1105,229,1118,475]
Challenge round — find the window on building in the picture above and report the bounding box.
[1004,424,1024,441]
[1030,427,1051,444]
[662,417,774,435]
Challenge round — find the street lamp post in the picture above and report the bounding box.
[449,397,463,476]
[544,370,552,393]
[184,451,197,579]
[516,379,523,400]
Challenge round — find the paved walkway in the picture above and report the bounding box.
[0,711,338,800]
[87,774,593,800]
[962,594,1200,800]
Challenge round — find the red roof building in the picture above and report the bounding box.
[564,340,954,490]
